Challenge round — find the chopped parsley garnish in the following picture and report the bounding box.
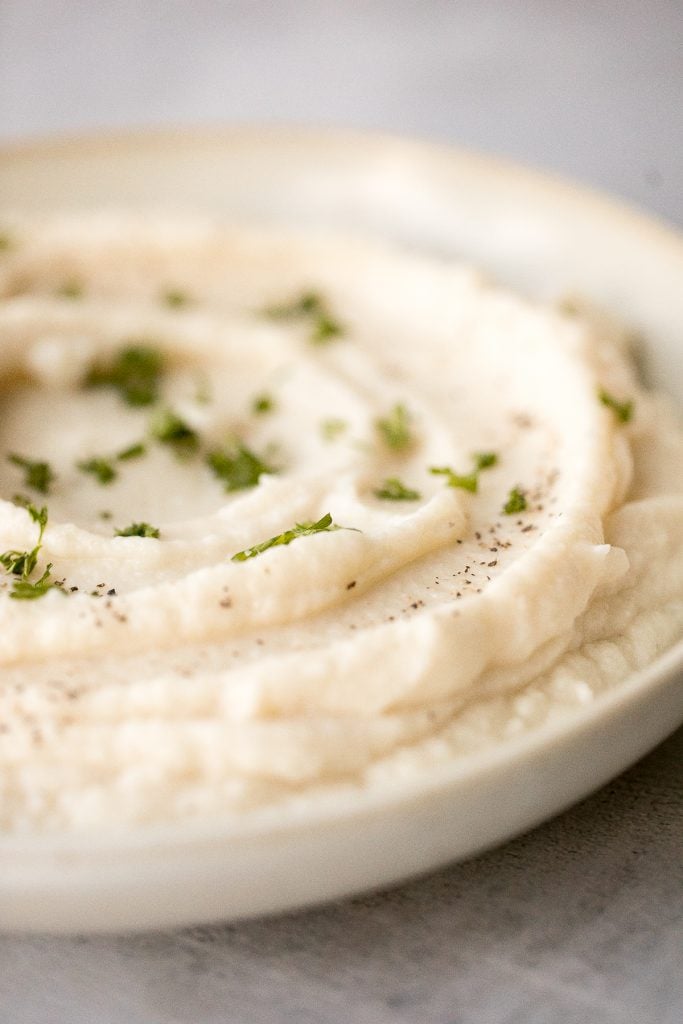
[374,477,421,501]
[150,408,199,456]
[430,466,478,493]
[85,344,164,407]
[11,493,33,510]
[376,403,412,451]
[77,457,117,485]
[474,451,498,471]
[0,534,41,576]
[115,522,160,538]
[231,512,352,562]
[116,442,146,461]
[321,418,347,441]
[265,291,320,318]
[7,454,55,495]
[162,288,190,309]
[311,313,342,345]
[207,443,275,492]
[10,567,56,600]
[503,487,528,515]
[430,450,499,494]
[598,388,634,424]
[56,280,83,299]
[76,441,147,485]
[252,393,275,415]
[264,291,344,345]
[0,503,59,600]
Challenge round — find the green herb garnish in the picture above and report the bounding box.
[57,280,83,300]
[321,418,347,441]
[11,493,34,510]
[374,478,421,501]
[115,522,160,538]
[116,442,146,461]
[265,291,319,318]
[85,344,164,407]
[1,503,59,600]
[429,466,478,492]
[503,487,528,515]
[0,536,40,576]
[264,291,344,345]
[76,441,147,484]
[311,314,342,345]
[150,408,199,456]
[474,451,498,471]
[598,388,634,424]
[252,393,275,415]
[232,512,353,562]
[10,567,56,600]
[376,403,412,452]
[77,457,117,485]
[207,443,275,492]
[0,233,12,252]
[162,288,190,309]
[7,454,55,495]
[430,450,499,494]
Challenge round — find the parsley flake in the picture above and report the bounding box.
[11,493,33,510]
[376,403,412,452]
[311,314,342,345]
[207,443,275,492]
[1,503,59,600]
[85,344,164,407]
[430,450,499,494]
[374,478,421,501]
[474,451,498,471]
[264,291,344,345]
[503,487,528,515]
[232,512,353,562]
[76,441,147,485]
[429,466,478,492]
[598,388,634,424]
[77,457,117,485]
[7,454,55,495]
[252,393,275,415]
[321,418,347,441]
[150,408,199,457]
[10,566,56,600]
[116,442,146,461]
[115,522,160,538]
[0,545,37,577]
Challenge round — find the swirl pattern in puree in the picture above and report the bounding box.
[0,216,681,830]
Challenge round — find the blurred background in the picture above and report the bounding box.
[1,0,681,224]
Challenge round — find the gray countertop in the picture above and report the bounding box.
[2,731,681,1024]
[0,3,681,1022]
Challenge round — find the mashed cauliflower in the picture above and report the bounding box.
[0,215,681,832]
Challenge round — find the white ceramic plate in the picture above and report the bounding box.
[1,128,682,934]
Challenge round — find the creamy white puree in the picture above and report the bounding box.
[0,215,681,832]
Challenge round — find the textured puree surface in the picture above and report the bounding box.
[0,215,682,832]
